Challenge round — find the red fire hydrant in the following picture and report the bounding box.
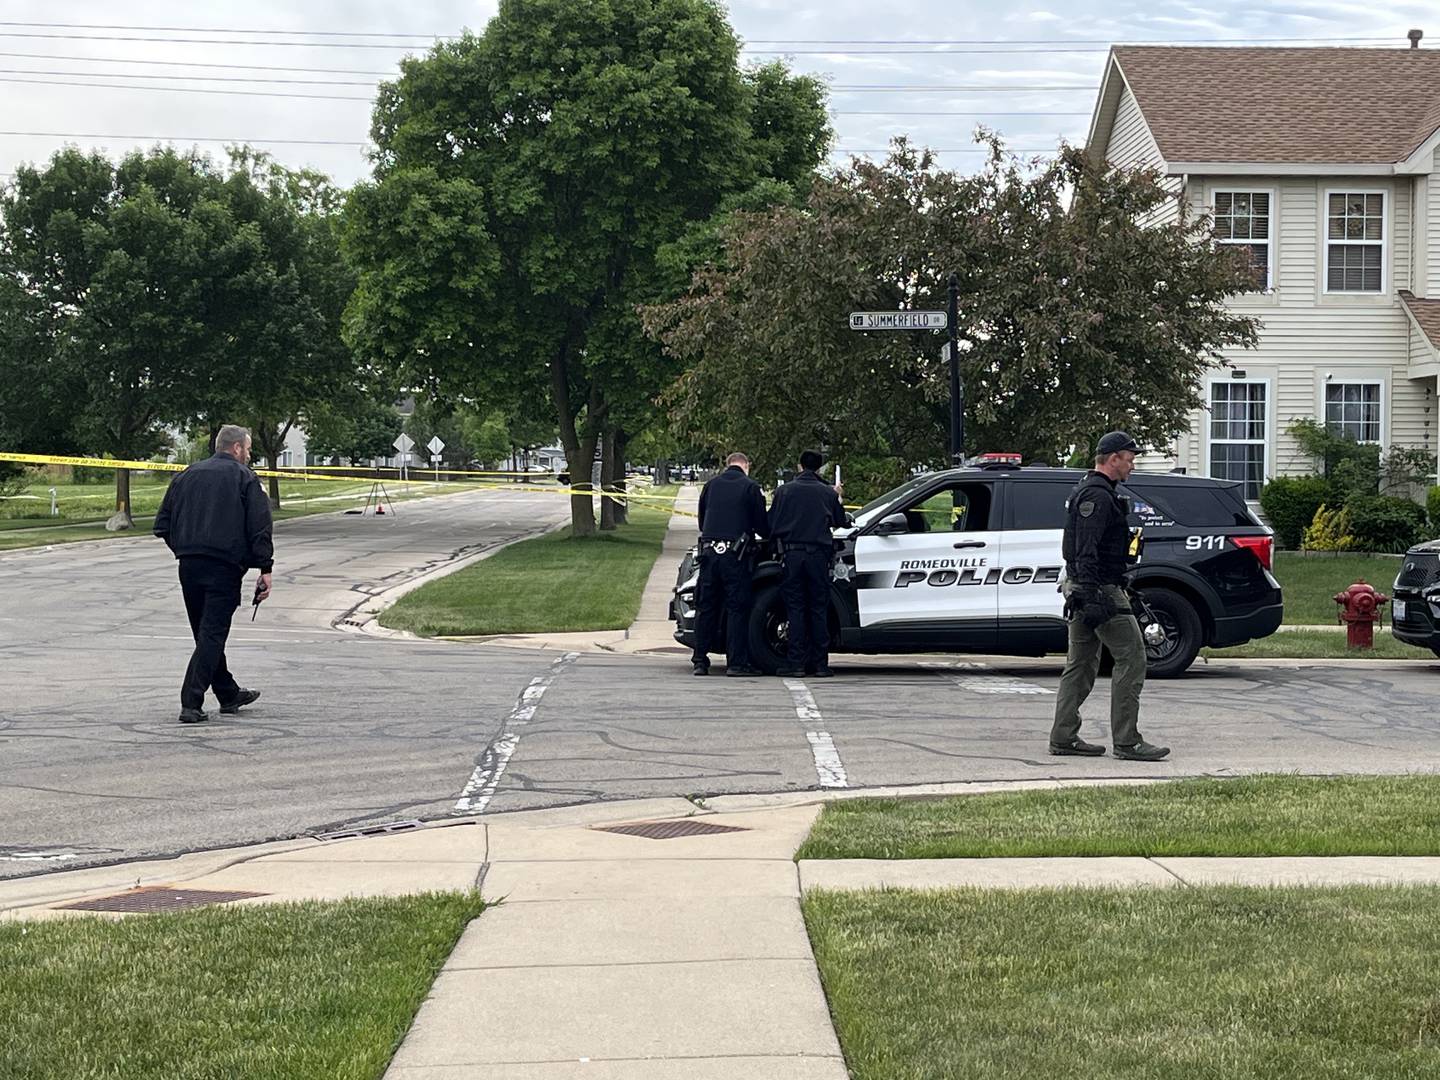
[1333,580,1388,649]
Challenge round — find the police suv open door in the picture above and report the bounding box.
[852,480,999,650]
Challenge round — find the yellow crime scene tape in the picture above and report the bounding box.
[0,451,697,517]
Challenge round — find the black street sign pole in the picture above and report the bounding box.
[947,271,963,465]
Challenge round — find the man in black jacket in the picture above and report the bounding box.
[769,450,845,678]
[692,452,770,676]
[154,425,274,724]
[1049,431,1169,761]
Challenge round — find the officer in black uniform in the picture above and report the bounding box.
[768,449,845,678]
[692,452,770,677]
[1049,431,1170,761]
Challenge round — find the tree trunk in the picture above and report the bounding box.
[599,429,618,531]
[106,466,134,531]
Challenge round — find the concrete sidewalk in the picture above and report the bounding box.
[9,784,1440,1075]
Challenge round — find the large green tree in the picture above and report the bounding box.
[343,0,829,533]
[0,148,267,527]
[643,140,1261,491]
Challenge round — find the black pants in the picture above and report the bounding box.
[178,556,243,710]
[692,552,753,668]
[782,548,831,671]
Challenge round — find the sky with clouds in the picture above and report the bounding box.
[1,0,1437,186]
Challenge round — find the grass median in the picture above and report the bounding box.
[0,479,453,552]
[1271,551,1406,624]
[796,774,1440,860]
[0,891,483,1080]
[1204,628,1436,661]
[379,500,674,637]
[804,885,1440,1080]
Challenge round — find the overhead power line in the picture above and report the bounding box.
[0,75,372,100]
[0,66,375,86]
[0,130,368,146]
[833,110,1090,116]
[0,50,395,76]
[0,31,419,49]
[0,20,442,39]
[0,21,1407,45]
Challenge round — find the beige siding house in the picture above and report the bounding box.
[1086,44,1440,500]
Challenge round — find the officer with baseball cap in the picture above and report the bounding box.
[1049,431,1170,761]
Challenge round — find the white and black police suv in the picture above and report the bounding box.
[673,460,1284,677]
[1391,538,1440,658]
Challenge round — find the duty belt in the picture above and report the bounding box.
[701,537,746,556]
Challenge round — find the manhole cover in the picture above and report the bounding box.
[57,887,267,913]
[595,819,749,840]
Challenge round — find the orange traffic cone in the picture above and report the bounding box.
[375,503,386,515]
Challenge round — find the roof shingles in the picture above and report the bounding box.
[1400,290,1440,352]
[1112,46,1440,165]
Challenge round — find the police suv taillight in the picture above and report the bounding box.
[1231,534,1273,570]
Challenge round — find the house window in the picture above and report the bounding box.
[1209,381,1267,501]
[1325,192,1384,292]
[1213,191,1271,291]
[1324,382,1382,443]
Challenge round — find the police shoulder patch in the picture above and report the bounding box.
[1078,500,1096,518]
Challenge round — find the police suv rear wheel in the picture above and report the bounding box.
[1137,588,1202,678]
[747,584,788,675]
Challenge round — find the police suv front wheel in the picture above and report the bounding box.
[747,583,788,676]
[1136,588,1202,678]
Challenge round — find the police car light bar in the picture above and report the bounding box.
[975,452,1023,466]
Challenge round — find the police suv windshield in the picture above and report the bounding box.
[852,474,934,528]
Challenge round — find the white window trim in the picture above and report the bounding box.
[1204,374,1272,502]
[1321,187,1388,295]
[1321,378,1386,445]
[1210,186,1276,294]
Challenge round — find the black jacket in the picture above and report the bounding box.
[1062,470,1129,587]
[768,470,844,547]
[698,465,769,542]
[154,453,274,572]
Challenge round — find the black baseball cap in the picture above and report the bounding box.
[1096,431,1141,455]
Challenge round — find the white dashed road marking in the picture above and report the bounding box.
[783,678,848,788]
[453,651,579,814]
[923,661,1055,695]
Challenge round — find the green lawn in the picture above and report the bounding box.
[1272,550,1406,624]
[0,478,454,552]
[0,892,483,1080]
[804,885,1440,1080]
[1205,628,1436,661]
[796,774,1440,860]
[379,502,673,636]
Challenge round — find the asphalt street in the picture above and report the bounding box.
[2,489,1439,877]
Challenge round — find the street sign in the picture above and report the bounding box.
[427,436,445,456]
[392,433,414,453]
[849,310,948,331]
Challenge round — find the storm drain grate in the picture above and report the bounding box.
[57,887,268,913]
[595,819,750,840]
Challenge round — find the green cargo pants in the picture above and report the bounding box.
[1050,582,1146,748]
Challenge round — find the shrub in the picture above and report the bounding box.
[1302,504,1355,552]
[1259,475,1334,550]
[1428,485,1440,534]
[1343,493,1426,553]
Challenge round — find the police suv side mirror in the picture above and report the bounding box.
[874,512,909,536]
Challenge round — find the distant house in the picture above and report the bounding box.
[1086,40,1440,498]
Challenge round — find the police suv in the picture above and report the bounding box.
[672,460,1284,677]
[1391,538,1440,658]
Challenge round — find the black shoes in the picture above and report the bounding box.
[692,663,710,676]
[219,689,261,714]
[775,667,804,678]
[1114,740,1171,762]
[178,707,209,725]
[1049,737,1106,757]
[726,666,762,678]
[810,667,835,678]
